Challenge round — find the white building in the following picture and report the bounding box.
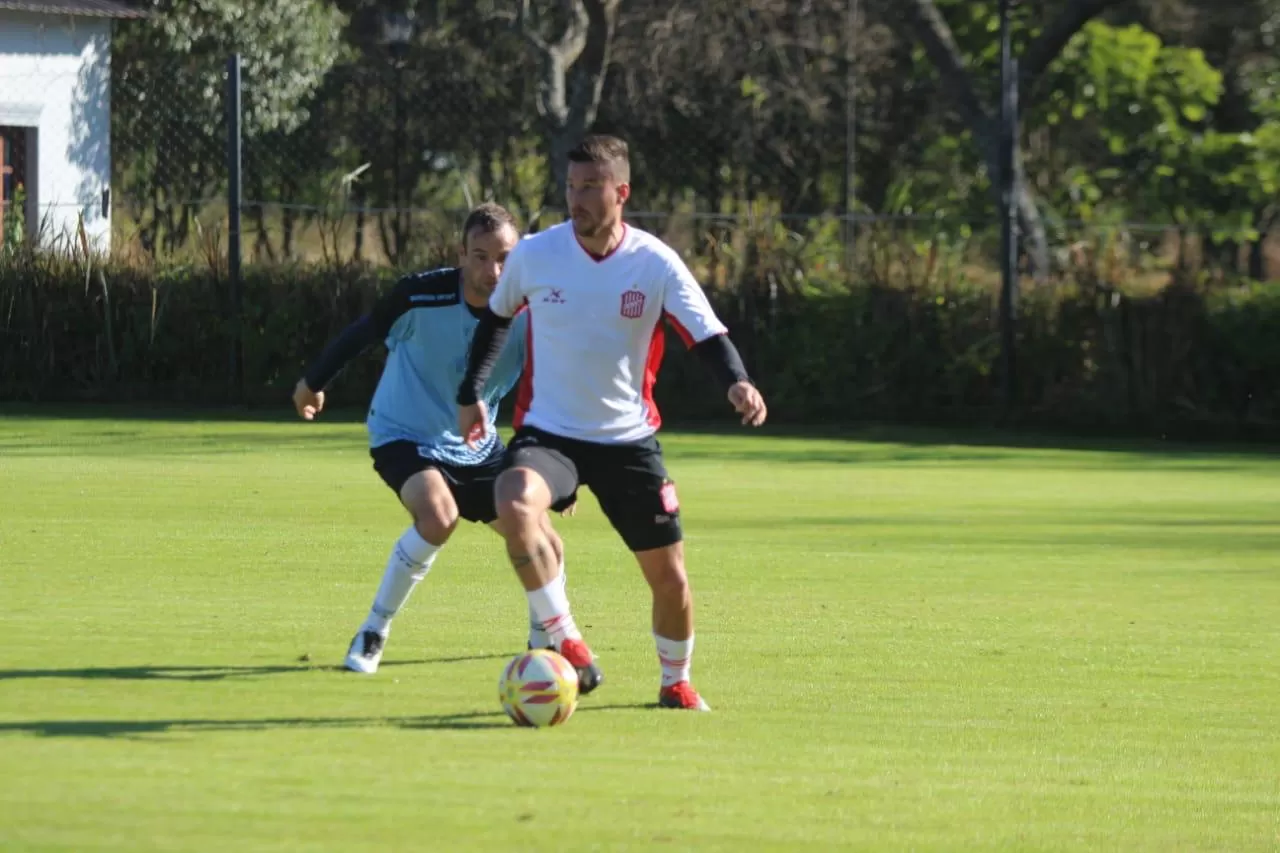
[0,0,145,252]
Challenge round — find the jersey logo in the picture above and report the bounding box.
[620,290,646,318]
[409,291,456,304]
[659,481,680,513]
[542,288,566,304]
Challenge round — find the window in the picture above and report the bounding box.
[1,126,30,247]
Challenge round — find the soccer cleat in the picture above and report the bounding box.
[658,681,711,711]
[556,637,604,695]
[343,629,385,674]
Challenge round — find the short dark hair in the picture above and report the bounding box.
[568,134,631,183]
[462,202,519,247]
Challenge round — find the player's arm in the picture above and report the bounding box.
[662,256,767,427]
[457,245,526,443]
[457,245,525,407]
[456,308,514,407]
[293,278,413,420]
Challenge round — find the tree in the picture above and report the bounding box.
[892,0,1130,278]
[495,0,620,218]
[110,0,346,255]
[1134,0,1280,277]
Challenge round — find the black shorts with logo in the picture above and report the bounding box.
[370,440,505,524]
[503,425,682,552]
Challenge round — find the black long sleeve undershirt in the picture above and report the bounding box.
[456,307,513,405]
[303,316,378,391]
[691,333,751,391]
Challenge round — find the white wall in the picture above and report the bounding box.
[0,10,111,252]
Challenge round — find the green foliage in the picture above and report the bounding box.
[0,250,385,403]
[1031,18,1280,250]
[2,185,25,252]
[11,248,1275,435]
[1040,23,1221,220]
[117,0,347,139]
[109,0,346,257]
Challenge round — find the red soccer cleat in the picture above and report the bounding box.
[557,638,604,695]
[658,681,711,711]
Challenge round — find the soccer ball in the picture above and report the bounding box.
[498,649,579,728]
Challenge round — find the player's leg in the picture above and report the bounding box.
[591,441,709,711]
[461,454,571,651]
[347,443,461,674]
[490,514,567,650]
[496,429,602,692]
[633,543,709,710]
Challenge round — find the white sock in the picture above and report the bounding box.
[364,527,441,636]
[655,633,694,687]
[525,567,581,649]
[527,560,566,648]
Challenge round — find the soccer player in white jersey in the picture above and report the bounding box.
[457,135,768,711]
[292,204,583,677]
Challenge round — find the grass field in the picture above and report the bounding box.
[1,408,1278,852]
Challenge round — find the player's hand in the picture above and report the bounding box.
[458,401,489,448]
[293,378,324,421]
[728,381,767,427]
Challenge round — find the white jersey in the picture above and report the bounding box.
[489,222,728,444]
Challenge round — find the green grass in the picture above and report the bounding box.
[1,408,1278,852]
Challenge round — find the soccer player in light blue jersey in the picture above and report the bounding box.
[292,204,576,675]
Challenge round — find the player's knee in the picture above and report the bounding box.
[412,498,458,545]
[495,468,547,526]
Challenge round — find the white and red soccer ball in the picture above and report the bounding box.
[498,649,579,728]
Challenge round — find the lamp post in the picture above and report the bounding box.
[380,10,414,264]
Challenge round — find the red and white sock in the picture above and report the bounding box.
[526,568,582,649]
[654,633,694,687]
[527,560,566,648]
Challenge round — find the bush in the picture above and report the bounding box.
[0,248,386,405]
[1,242,1277,438]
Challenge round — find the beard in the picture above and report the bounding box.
[571,209,608,237]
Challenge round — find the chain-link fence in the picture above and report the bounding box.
[96,7,1278,284]
[109,51,229,263]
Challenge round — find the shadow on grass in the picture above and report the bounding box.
[0,712,512,738]
[2,403,1276,467]
[0,701,663,739]
[0,653,514,683]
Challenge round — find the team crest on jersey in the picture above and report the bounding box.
[620,290,646,318]
[543,288,566,304]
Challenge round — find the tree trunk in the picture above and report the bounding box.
[895,0,1126,281]
[517,0,621,220]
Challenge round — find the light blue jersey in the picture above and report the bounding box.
[304,268,527,466]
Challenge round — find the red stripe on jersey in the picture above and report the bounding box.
[513,309,534,429]
[662,310,696,348]
[575,224,628,263]
[642,321,666,429]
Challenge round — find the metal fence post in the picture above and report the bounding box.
[998,1,1019,410]
[226,53,243,400]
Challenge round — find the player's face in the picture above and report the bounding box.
[460,224,519,301]
[566,160,629,238]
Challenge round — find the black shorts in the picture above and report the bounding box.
[370,440,504,524]
[503,426,682,552]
